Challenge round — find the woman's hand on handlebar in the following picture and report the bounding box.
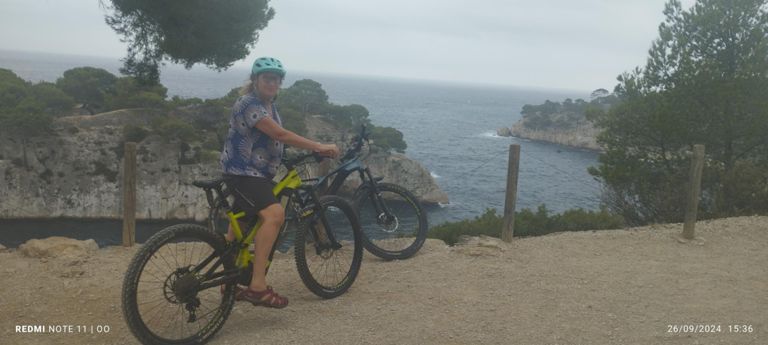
[314,143,340,159]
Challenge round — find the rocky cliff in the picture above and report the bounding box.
[302,115,449,204]
[498,120,601,151]
[0,110,447,220]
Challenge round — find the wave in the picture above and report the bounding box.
[430,171,441,179]
[480,131,506,139]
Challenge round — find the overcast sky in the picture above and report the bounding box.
[0,0,696,91]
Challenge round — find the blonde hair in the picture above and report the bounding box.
[239,74,258,96]
[240,73,280,102]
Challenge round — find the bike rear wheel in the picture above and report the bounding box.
[122,224,236,345]
[294,195,363,299]
[354,182,428,260]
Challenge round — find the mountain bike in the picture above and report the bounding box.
[314,125,428,260]
[122,152,363,345]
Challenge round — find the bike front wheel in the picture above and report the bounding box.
[294,195,363,299]
[354,182,428,260]
[122,224,237,345]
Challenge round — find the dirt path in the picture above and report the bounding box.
[1,216,766,345]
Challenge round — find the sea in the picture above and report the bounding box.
[0,49,602,246]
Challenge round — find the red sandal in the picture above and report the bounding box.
[238,286,289,309]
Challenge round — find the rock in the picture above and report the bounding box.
[420,239,450,253]
[59,268,86,278]
[509,120,602,151]
[0,243,7,253]
[1,107,449,219]
[19,237,99,259]
[365,153,449,204]
[452,235,506,257]
[296,115,449,204]
[497,127,512,137]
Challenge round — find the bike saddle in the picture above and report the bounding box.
[192,177,227,189]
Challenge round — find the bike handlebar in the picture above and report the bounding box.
[341,125,370,162]
[283,151,325,170]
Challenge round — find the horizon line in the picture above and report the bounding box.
[1,48,595,96]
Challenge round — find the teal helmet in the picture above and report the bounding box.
[251,57,286,78]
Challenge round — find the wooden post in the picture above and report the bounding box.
[501,144,521,242]
[318,158,331,195]
[122,142,137,247]
[682,144,705,240]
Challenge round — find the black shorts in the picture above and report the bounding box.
[224,175,278,224]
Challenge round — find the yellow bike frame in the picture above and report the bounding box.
[226,168,303,269]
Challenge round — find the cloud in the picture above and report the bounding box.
[1,0,698,90]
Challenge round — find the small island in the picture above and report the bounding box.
[497,89,617,151]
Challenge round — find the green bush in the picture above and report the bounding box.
[123,124,150,143]
[0,70,67,138]
[279,107,307,136]
[427,208,503,245]
[369,125,407,153]
[323,103,370,130]
[150,116,195,142]
[701,160,768,218]
[200,150,221,163]
[56,67,117,114]
[29,82,75,116]
[0,68,29,110]
[168,96,204,108]
[105,77,168,110]
[428,205,625,245]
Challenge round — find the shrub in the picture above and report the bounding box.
[28,82,75,116]
[105,77,167,110]
[0,68,29,109]
[200,150,220,164]
[123,124,150,143]
[428,205,625,245]
[427,208,503,245]
[278,107,307,136]
[150,116,195,142]
[56,67,117,114]
[369,125,407,153]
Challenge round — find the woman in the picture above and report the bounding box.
[220,57,339,308]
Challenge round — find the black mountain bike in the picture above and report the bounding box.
[314,125,428,260]
[122,153,363,345]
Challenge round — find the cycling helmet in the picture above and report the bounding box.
[251,57,286,78]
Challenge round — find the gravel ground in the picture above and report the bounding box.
[1,216,766,345]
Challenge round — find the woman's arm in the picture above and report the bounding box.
[255,117,339,158]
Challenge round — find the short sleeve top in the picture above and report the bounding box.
[220,93,284,179]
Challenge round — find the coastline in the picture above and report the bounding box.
[499,121,603,152]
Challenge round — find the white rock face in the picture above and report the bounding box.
[0,109,449,219]
[0,109,219,220]
[298,116,449,204]
[508,121,602,151]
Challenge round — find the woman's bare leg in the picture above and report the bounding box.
[249,203,284,291]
